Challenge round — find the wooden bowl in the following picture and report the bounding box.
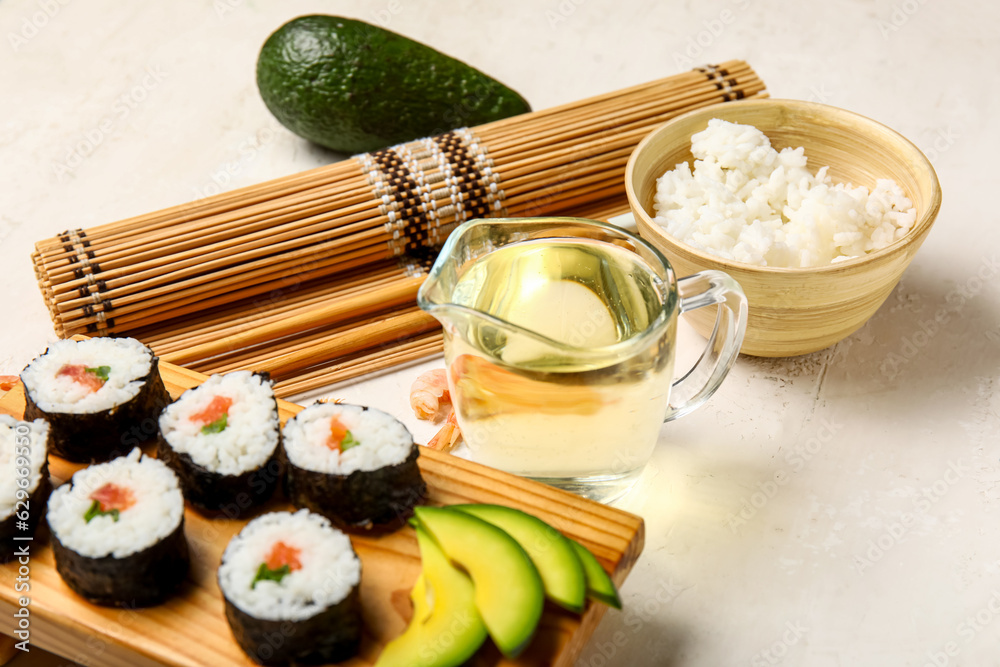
[625,98,942,357]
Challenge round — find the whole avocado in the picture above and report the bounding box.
[256,15,532,154]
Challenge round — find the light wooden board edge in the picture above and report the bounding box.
[0,359,644,667]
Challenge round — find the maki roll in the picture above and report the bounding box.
[21,337,170,463]
[46,449,189,607]
[218,509,362,666]
[0,416,51,563]
[283,403,426,532]
[157,371,280,514]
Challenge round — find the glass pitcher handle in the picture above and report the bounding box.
[664,270,748,422]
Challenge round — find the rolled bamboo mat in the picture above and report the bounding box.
[33,62,767,397]
[128,201,633,397]
[119,195,634,398]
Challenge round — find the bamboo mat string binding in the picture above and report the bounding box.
[32,62,767,397]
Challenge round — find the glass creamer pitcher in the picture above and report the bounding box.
[418,218,747,502]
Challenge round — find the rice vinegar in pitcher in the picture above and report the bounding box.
[444,236,677,497]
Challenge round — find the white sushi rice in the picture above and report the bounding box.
[47,448,184,559]
[218,510,361,622]
[653,119,918,268]
[283,403,412,475]
[158,371,279,476]
[21,337,154,414]
[0,416,49,518]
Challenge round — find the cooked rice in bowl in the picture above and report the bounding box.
[653,119,917,268]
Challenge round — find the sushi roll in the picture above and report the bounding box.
[46,449,189,607]
[0,416,51,563]
[21,337,170,463]
[218,509,362,666]
[283,403,426,533]
[157,371,281,514]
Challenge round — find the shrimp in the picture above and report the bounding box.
[409,368,450,420]
[426,411,462,453]
[410,368,462,451]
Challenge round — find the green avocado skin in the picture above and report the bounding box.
[256,15,531,154]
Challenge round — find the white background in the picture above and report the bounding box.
[2,0,999,665]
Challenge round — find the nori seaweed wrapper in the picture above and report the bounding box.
[157,372,281,516]
[222,585,362,666]
[285,443,426,534]
[22,351,170,464]
[0,460,52,563]
[157,437,281,516]
[50,518,189,607]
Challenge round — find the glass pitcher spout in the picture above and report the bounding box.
[417,217,679,372]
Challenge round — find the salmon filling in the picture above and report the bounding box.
[266,541,303,571]
[57,364,109,393]
[252,541,302,588]
[327,416,360,452]
[191,395,233,434]
[84,482,135,523]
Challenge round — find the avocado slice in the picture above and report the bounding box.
[257,16,531,154]
[378,571,430,664]
[413,506,544,658]
[453,504,587,613]
[570,540,623,610]
[411,573,432,624]
[376,527,487,667]
[411,572,432,623]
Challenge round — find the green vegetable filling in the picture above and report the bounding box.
[85,366,111,382]
[251,563,291,589]
[341,430,361,452]
[84,500,120,523]
[201,414,228,435]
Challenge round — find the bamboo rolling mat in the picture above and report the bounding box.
[32,62,767,397]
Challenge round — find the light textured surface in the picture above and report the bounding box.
[1,0,998,665]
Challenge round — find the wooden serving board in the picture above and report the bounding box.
[0,360,644,667]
